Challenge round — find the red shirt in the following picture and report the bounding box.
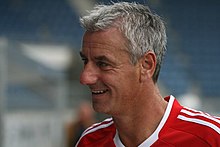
[76,96,220,146]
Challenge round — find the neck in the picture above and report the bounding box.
[113,87,168,146]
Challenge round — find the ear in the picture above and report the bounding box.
[140,51,157,81]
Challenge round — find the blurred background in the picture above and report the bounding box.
[0,0,220,146]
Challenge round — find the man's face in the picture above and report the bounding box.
[80,28,141,116]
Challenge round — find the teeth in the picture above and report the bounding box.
[92,90,108,94]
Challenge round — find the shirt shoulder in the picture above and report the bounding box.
[161,104,220,146]
[176,106,220,144]
[76,118,116,147]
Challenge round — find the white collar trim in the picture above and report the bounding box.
[113,95,175,147]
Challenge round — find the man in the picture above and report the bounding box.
[76,2,220,146]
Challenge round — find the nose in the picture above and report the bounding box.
[80,63,98,85]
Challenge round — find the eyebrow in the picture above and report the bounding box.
[94,55,110,61]
[79,52,86,58]
[79,52,114,64]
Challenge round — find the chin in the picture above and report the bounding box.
[93,103,111,114]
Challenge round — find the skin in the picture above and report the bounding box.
[80,27,168,146]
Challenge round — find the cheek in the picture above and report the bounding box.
[102,65,140,94]
[123,67,140,84]
[115,69,140,93]
[123,69,141,94]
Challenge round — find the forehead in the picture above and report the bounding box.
[82,28,127,54]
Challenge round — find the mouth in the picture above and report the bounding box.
[91,89,109,95]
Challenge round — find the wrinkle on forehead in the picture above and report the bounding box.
[82,28,128,52]
[82,42,127,53]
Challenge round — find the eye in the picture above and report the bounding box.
[79,52,88,65]
[81,58,88,65]
[96,61,108,67]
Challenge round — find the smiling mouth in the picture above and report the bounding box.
[92,89,108,95]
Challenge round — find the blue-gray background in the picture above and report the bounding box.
[0,0,220,146]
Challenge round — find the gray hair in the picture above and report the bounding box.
[80,2,167,82]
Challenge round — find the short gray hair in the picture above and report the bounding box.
[80,2,167,82]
